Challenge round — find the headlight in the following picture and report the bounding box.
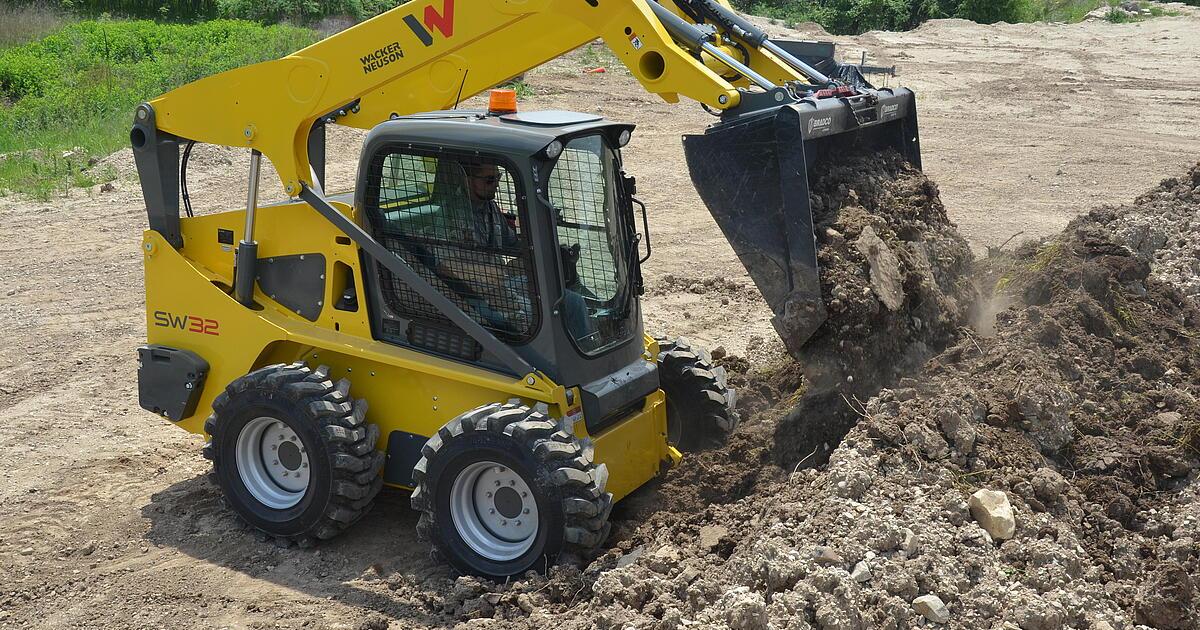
[618,129,632,147]
[545,140,564,159]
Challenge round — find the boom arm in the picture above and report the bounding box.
[144,0,812,197]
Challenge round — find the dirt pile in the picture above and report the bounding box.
[395,164,1200,629]
[1107,163,1200,301]
[799,150,977,394]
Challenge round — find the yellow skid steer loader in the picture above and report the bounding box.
[133,0,920,578]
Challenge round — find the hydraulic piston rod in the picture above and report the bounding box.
[760,39,832,86]
[233,149,262,306]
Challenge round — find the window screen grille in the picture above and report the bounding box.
[548,135,634,354]
[363,148,538,343]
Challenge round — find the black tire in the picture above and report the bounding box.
[657,337,738,451]
[202,362,385,547]
[411,403,612,579]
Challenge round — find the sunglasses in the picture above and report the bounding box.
[469,174,501,185]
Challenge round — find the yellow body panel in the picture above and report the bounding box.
[143,201,674,499]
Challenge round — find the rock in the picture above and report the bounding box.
[851,561,872,582]
[900,528,918,556]
[80,540,97,556]
[461,596,495,619]
[1030,468,1066,504]
[1134,563,1194,629]
[100,182,116,193]
[449,575,488,606]
[812,546,843,566]
[699,525,728,551]
[854,226,905,311]
[904,421,950,461]
[969,489,1016,540]
[20,547,33,556]
[825,227,845,247]
[1016,383,1075,453]
[717,587,769,630]
[912,594,951,624]
[645,545,681,574]
[1015,598,1066,630]
[710,345,727,360]
[615,545,644,569]
[937,406,976,457]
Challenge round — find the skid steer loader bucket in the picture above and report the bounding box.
[683,88,921,360]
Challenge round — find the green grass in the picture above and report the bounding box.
[0,18,318,199]
[500,79,536,99]
[0,3,69,48]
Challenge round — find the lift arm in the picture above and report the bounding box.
[144,0,813,198]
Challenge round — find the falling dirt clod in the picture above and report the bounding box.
[798,150,977,395]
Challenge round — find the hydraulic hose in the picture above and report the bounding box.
[673,0,833,85]
[646,0,777,90]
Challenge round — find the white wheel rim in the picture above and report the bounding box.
[236,416,310,510]
[450,461,539,562]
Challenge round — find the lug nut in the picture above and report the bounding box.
[515,520,521,526]
[486,492,493,498]
[271,445,277,450]
[521,492,528,498]
[523,508,530,515]
[502,520,507,526]
[489,508,496,514]
[509,480,516,486]
[273,460,279,465]
[282,472,288,477]
[495,480,501,487]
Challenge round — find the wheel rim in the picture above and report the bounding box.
[666,406,683,447]
[450,461,539,562]
[236,416,310,510]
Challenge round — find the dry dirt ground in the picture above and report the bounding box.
[1,9,1199,630]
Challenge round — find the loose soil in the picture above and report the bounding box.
[2,11,1200,630]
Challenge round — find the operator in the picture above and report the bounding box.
[462,162,518,250]
[425,160,527,332]
[436,160,596,342]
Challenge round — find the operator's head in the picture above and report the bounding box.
[463,161,501,203]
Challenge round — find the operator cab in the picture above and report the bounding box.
[355,104,654,432]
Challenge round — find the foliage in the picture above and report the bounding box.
[733,0,1144,34]
[0,19,318,197]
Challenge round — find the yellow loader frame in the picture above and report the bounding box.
[139,0,818,500]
